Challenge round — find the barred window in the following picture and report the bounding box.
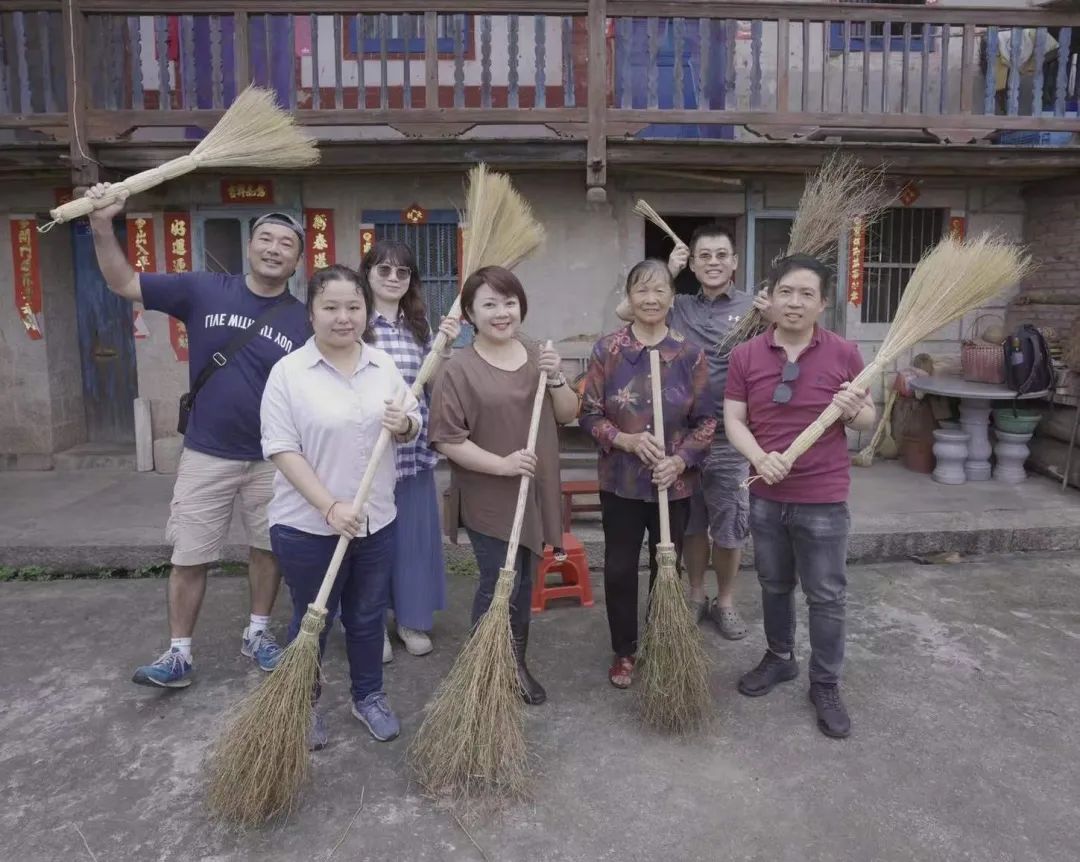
[860,208,946,324]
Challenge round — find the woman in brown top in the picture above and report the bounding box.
[429,265,579,705]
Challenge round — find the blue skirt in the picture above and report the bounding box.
[389,468,448,630]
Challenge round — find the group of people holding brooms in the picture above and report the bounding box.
[64,88,1031,826]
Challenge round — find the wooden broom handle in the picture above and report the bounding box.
[413,294,462,393]
[649,349,671,546]
[780,361,880,464]
[501,341,552,570]
[312,391,407,612]
[47,156,199,224]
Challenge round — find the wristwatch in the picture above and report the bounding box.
[546,373,566,389]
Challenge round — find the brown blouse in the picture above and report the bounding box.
[428,341,563,558]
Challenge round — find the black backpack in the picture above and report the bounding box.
[1003,324,1055,395]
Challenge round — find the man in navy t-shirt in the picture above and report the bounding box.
[85,183,312,689]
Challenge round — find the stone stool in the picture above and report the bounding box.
[932,428,970,485]
[993,429,1034,484]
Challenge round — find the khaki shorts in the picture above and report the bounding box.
[686,440,750,550]
[166,448,275,566]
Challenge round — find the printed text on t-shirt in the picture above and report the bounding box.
[203,312,296,353]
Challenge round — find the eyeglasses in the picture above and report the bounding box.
[772,361,800,404]
[374,263,411,282]
[695,252,731,263]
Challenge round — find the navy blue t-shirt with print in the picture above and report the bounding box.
[141,272,312,461]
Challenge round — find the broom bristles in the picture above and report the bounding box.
[633,199,686,248]
[205,608,325,826]
[192,85,320,169]
[461,164,546,277]
[408,577,527,801]
[717,153,895,356]
[637,548,711,733]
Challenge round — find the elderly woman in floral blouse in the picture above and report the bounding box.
[580,259,716,689]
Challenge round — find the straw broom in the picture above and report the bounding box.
[633,199,687,249]
[636,349,712,733]
[408,359,550,801]
[749,235,1033,483]
[716,153,894,354]
[851,374,898,467]
[42,86,319,230]
[206,163,545,825]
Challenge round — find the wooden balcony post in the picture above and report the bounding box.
[586,0,607,201]
[234,11,251,91]
[62,0,96,186]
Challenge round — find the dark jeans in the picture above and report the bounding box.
[600,491,690,658]
[270,521,395,702]
[466,529,537,631]
[748,496,849,686]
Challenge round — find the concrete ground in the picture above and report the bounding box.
[2,551,1079,862]
[3,461,1080,571]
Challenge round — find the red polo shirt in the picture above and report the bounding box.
[725,325,864,504]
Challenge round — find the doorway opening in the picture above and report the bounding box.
[643,215,737,295]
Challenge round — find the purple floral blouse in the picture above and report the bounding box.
[579,325,716,502]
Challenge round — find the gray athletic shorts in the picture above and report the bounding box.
[686,440,750,549]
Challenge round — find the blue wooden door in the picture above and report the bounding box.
[72,222,138,443]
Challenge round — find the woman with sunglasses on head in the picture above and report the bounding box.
[261,265,422,748]
[579,259,716,690]
[428,265,579,705]
[723,254,873,740]
[360,240,461,662]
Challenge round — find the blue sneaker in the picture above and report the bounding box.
[132,648,193,688]
[351,692,400,741]
[241,627,283,672]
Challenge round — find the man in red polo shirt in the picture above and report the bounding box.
[723,254,875,738]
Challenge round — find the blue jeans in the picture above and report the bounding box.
[270,521,395,701]
[749,497,849,686]
[465,529,536,631]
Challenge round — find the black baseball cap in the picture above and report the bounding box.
[252,212,305,246]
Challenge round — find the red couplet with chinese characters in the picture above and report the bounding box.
[126,214,157,273]
[163,211,192,361]
[848,216,865,308]
[305,209,336,279]
[9,215,43,340]
[949,216,966,242]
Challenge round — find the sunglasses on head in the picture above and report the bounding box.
[772,361,800,404]
[374,263,412,282]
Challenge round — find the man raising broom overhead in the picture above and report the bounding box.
[723,254,874,739]
[618,224,770,640]
[84,184,312,689]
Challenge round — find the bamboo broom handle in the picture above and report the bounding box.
[780,361,881,465]
[501,342,552,570]
[413,294,463,391]
[47,156,200,224]
[649,349,671,546]
[311,391,407,612]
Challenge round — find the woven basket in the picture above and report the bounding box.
[961,313,1005,384]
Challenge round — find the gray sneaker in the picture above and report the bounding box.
[309,709,328,751]
[351,691,400,742]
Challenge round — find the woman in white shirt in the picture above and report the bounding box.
[260,264,421,749]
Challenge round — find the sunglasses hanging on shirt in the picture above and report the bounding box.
[772,361,800,404]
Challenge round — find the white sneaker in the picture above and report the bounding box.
[382,627,393,664]
[397,625,433,656]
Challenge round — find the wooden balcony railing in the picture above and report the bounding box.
[1,1,1078,185]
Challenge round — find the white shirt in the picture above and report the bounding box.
[261,337,422,536]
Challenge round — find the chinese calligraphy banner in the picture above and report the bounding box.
[9,215,44,340]
[163,211,192,361]
[848,216,865,308]
[305,209,335,279]
[949,216,967,242]
[221,180,275,204]
[126,213,157,273]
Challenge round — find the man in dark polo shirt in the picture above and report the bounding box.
[724,254,875,738]
[85,183,312,690]
[618,223,768,640]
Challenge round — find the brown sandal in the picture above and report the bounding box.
[608,656,635,689]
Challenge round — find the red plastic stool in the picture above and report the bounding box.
[532,533,594,613]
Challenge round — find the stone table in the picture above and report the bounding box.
[910,376,1048,482]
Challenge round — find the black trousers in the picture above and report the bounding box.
[600,491,690,658]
